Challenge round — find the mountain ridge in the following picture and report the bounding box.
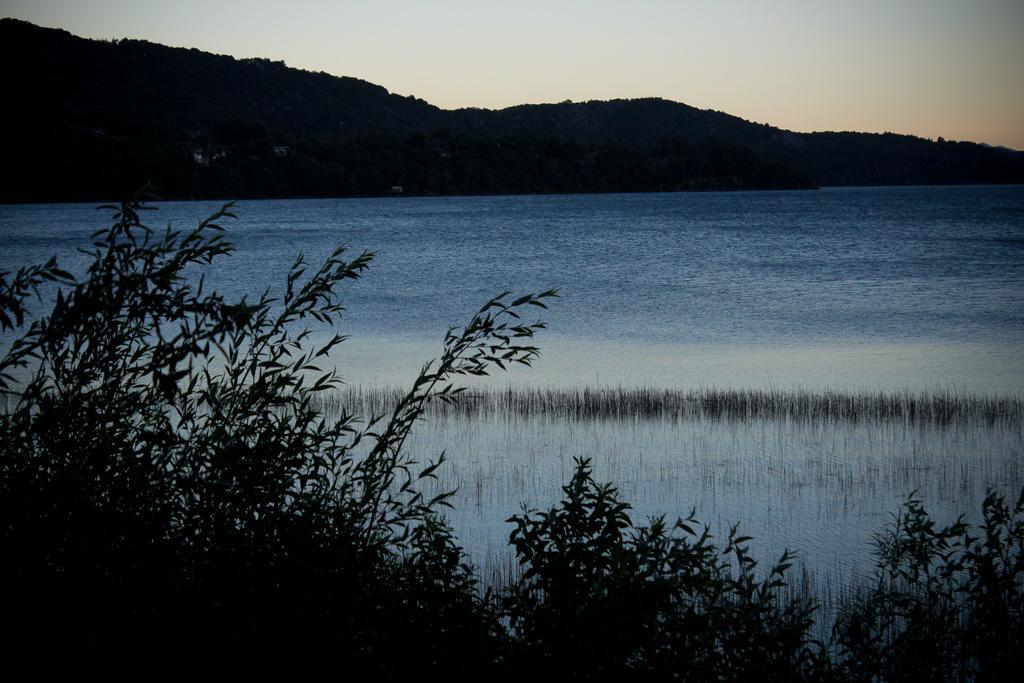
[2,17,1021,202]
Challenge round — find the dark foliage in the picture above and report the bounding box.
[503,457,821,679]
[0,195,552,670]
[831,489,1024,681]
[2,119,815,203]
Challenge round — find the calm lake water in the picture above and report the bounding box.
[2,186,1022,600]
[2,185,1023,392]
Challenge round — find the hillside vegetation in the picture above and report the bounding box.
[3,18,1022,202]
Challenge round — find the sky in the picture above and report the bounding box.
[3,0,1023,149]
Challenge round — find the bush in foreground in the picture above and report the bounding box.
[504,456,821,678]
[832,489,1024,681]
[0,197,552,668]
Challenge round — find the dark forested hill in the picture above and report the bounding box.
[2,18,1021,202]
[1,19,444,137]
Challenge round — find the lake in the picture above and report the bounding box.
[2,185,1022,602]
[3,185,1022,391]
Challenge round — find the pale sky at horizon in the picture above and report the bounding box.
[3,0,1023,149]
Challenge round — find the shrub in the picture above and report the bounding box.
[832,489,1024,681]
[0,195,554,669]
[502,457,822,680]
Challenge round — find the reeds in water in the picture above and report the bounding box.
[312,385,1023,425]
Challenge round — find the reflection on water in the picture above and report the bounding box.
[333,334,1024,394]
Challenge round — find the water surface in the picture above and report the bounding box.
[3,186,1022,392]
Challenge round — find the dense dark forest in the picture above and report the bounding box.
[2,18,1022,202]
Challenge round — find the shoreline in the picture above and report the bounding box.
[6,181,1024,207]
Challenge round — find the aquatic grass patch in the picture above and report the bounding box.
[312,384,1023,425]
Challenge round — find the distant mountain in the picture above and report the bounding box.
[2,18,1021,202]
